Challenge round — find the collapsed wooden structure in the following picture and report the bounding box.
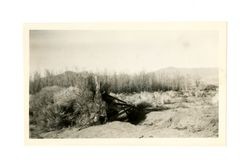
[101,92,167,124]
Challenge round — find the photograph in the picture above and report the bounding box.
[25,23,226,144]
[3,0,250,167]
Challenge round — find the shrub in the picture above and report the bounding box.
[29,86,64,132]
[203,84,218,91]
[29,75,108,137]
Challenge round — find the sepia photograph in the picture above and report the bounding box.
[3,0,250,166]
[24,23,226,144]
[3,0,250,167]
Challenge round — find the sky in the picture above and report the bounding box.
[30,30,219,74]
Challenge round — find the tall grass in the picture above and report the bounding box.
[29,70,195,95]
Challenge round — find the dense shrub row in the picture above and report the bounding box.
[30,70,195,95]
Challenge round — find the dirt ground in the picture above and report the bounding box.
[40,89,218,138]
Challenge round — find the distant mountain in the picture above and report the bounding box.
[153,67,218,85]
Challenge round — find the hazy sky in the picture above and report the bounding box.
[30,30,218,74]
